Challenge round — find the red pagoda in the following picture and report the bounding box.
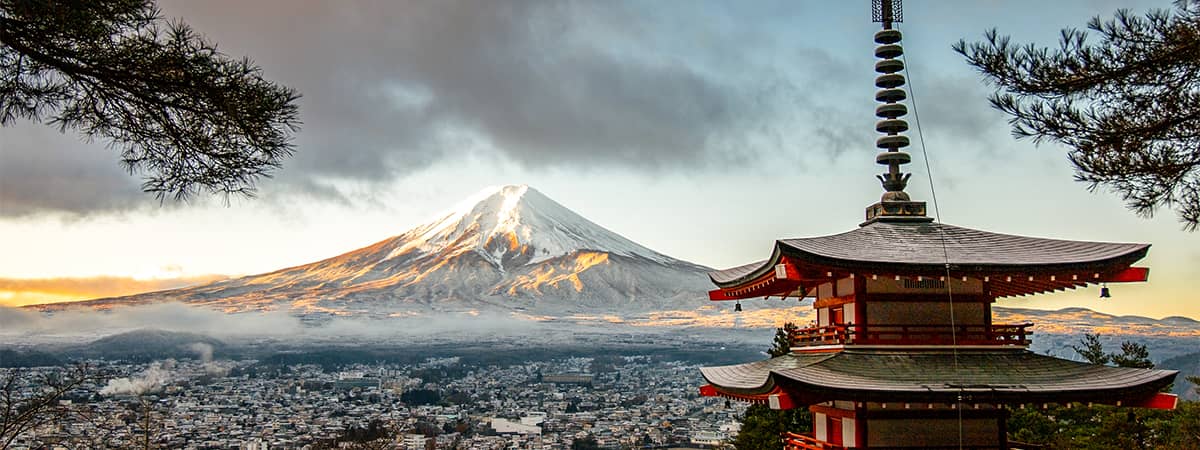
[697,2,1179,449]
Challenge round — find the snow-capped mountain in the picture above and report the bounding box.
[388,185,676,269]
[59,185,714,316]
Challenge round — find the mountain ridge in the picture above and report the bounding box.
[39,185,713,316]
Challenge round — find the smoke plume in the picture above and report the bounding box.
[100,360,176,396]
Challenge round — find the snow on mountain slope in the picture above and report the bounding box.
[52,185,713,315]
[388,185,675,268]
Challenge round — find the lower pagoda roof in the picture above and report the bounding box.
[700,349,1176,406]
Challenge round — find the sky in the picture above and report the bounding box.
[2,0,1197,320]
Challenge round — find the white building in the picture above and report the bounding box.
[402,433,428,450]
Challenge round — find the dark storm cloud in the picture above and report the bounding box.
[3,1,815,216]
[906,75,1011,154]
[163,0,798,180]
[0,122,148,217]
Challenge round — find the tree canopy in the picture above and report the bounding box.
[1070,332,1154,368]
[0,0,300,200]
[733,322,811,450]
[768,322,798,358]
[955,1,1200,229]
[1008,335,1198,449]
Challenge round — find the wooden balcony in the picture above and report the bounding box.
[783,432,844,450]
[790,323,1032,347]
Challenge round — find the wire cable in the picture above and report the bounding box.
[899,25,964,450]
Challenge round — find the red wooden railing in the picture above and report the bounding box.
[783,432,845,450]
[790,323,1032,347]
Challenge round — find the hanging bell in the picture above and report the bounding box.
[734,301,743,312]
[1099,284,1111,298]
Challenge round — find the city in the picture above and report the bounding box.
[5,354,744,449]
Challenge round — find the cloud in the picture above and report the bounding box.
[0,122,147,218]
[906,74,1011,153]
[0,300,779,346]
[2,1,814,216]
[0,302,550,341]
[0,303,303,338]
[0,275,230,307]
[185,1,795,174]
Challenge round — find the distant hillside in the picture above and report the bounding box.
[994,307,1200,363]
[0,348,64,367]
[76,329,225,362]
[1160,351,1200,401]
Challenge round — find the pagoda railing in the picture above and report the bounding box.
[783,432,844,450]
[790,323,1033,347]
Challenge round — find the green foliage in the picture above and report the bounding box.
[733,404,811,450]
[0,0,300,200]
[1110,341,1154,369]
[571,435,599,450]
[955,1,1200,229]
[1012,335,1199,449]
[731,323,810,449]
[399,389,440,406]
[768,322,798,358]
[1009,402,1200,450]
[1071,333,1154,369]
[1072,333,1110,365]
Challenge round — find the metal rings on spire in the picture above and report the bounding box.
[873,26,912,201]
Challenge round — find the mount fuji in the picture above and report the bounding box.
[57,185,716,316]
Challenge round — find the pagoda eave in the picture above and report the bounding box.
[700,350,1178,409]
[708,260,1149,301]
[710,222,1151,291]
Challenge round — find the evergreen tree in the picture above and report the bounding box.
[1110,341,1154,369]
[733,404,811,450]
[733,323,811,449]
[1072,333,1154,369]
[1,0,300,200]
[571,435,599,450]
[1071,333,1110,365]
[1009,335,1200,449]
[768,322,798,358]
[955,1,1200,229]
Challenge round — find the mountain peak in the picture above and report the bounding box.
[48,184,713,315]
[387,185,674,269]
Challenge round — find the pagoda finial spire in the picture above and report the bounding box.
[863,0,931,226]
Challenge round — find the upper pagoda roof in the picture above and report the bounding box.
[710,221,1149,287]
[700,349,1176,406]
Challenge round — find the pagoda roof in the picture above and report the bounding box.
[710,221,1148,287]
[699,349,1176,406]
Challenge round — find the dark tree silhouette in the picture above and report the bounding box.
[570,435,599,450]
[0,0,300,200]
[1072,333,1155,369]
[733,323,812,449]
[1072,333,1111,365]
[955,1,1200,229]
[733,404,811,450]
[1110,341,1154,369]
[1010,337,1200,449]
[768,322,798,358]
[0,366,96,449]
